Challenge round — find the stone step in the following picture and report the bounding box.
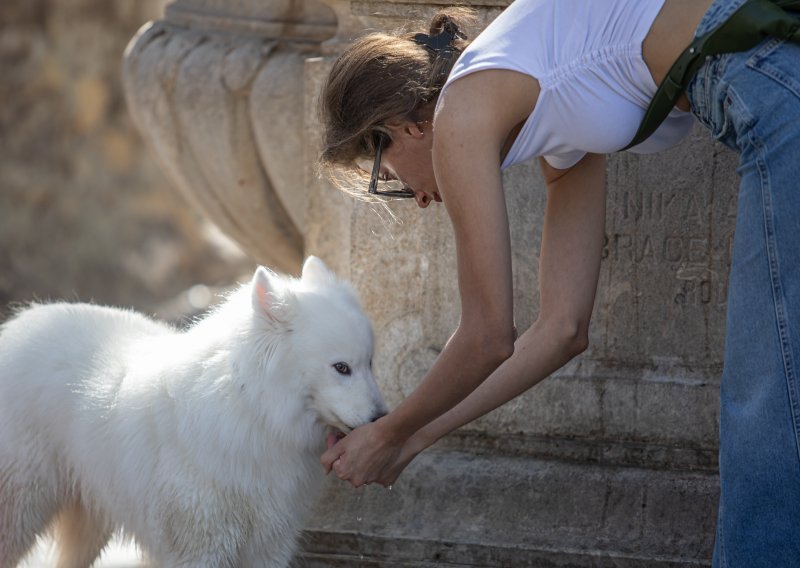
[295,447,718,567]
[447,370,721,471]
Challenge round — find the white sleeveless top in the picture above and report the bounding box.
[439,0,695,170]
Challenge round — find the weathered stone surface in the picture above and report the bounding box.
[122,25,296,273]
[304,56,356,274]
[594,128,738,376]
[122,0,338,274]
[166,0,336,42]
[350,0,505,31]
[296,448,718,567]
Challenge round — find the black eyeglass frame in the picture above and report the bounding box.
[368,133,415,199]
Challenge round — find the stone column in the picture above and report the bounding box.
[122,0,337,273]
[301,1,734,565]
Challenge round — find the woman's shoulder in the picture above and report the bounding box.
[434,69,539,147]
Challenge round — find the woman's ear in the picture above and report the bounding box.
[405,121,426,139]
[387,120,425,140]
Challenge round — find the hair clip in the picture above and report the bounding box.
[413,21,467,54]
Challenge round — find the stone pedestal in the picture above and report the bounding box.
[122,0,337,273]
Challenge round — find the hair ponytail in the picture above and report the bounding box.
[428,10,473,46]
[416,10,473,93]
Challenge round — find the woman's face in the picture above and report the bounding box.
[379,121,442,208]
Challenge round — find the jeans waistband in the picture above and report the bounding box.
[687,0,753,138]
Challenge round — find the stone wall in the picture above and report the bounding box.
[0,0,253,321]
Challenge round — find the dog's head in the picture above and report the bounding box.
[247,257,387,438]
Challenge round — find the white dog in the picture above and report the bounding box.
[0,256,387,567]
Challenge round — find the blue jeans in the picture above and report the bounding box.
[687,0,800,565]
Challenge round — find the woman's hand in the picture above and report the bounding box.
[321,418,405,488]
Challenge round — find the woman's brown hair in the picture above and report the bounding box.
[318,8,477,190]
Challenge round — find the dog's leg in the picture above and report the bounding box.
[0,470,61,567]
[53,499,112,568]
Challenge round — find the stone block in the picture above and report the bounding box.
[297,448,718,567]
[593,127,739,377]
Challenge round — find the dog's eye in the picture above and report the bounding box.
[332,362,351,375]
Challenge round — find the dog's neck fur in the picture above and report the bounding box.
[147,286,326,485]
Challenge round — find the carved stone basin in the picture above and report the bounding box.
[122,0,336,273]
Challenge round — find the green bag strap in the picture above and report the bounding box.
[623,0,800,151]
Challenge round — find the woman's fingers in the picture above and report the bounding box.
[322,422,404,486]
[321,441,345,474]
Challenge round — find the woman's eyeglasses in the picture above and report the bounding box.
[368,133,415,199]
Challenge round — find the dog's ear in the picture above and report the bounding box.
[301,256,335,287]
[251,267,290,322]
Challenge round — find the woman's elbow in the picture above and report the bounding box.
[547,318,590,359]
[464,325,515,367]
[493,334,516,364]
[567,330,589,358]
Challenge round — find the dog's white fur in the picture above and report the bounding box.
[0,256,386,567]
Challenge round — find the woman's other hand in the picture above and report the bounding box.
[321,418,404,488]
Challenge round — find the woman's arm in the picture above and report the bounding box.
[378,152,608,484]
[321,71,531,485]
[377,70,541,442]
[320,71,603,487]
